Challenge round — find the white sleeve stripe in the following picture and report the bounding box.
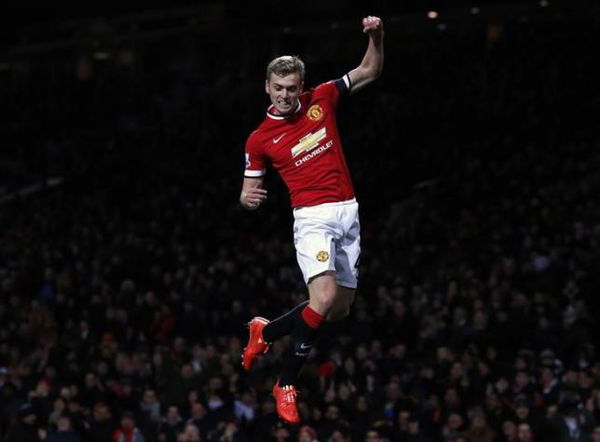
[343,74,351,90]
[244,169,266,177]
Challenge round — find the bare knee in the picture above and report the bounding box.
[310,287,337,315]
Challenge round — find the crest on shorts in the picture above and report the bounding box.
[316,251,329,262]
[306,104,324,122]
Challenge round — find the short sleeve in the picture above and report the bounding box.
[244,135,267,177]
[315,74,352,107]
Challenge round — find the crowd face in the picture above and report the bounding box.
[592,427,600,442]
[57,416,71,432]
[365,430,381,442]
[178,424,200,442]
[447,413,464,431]
[471,415,487,430]
[143,389,158,404]
[121,416,135,430]
[167,406,180,421]
[517,423,533,442]
[93,404,111,422]
[23,413,36,425]
[53,398,66,414]
[515,405,530,420]
[484,393,499,410]
[190,402,206,419]
[503,421,517,440]
[444,389,461,409]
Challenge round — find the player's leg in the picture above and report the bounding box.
[262,271,338,385]
[279,272,335,386]
[272,204,339,423]
[330,199,360,320]
[243,219,333,374]
[316,286,355,364]
[280,207,339,385]
[274,271,336,423]
[319,201,360,348]
[307,271,339,315]
[275,278,352,387]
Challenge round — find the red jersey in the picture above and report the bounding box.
[244,76,354,208]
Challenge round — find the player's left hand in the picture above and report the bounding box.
[362,16,383,35]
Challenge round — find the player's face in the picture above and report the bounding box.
[265,72,303,115]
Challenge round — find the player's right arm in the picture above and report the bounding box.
[241,134,268,210]
[240,177,267,210]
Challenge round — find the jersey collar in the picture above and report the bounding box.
[266,101,302,120]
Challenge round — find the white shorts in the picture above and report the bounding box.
[293,198,361,288]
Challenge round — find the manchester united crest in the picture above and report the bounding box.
[316,251,329,262]
[307,104,324,122]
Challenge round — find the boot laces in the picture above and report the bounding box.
[281,385,298,404]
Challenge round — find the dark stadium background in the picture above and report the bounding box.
[1,1,599,441]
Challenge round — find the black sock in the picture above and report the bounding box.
[279,307,323,386]
[262,300,309,342]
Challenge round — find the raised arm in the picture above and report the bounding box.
[240,176,268,210]
[347,16,384,94]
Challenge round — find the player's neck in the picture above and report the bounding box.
[269,101,301,117]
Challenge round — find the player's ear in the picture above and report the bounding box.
[300,81,304,93]
[265,79,270,94]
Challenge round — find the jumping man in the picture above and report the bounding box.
[240,16,384,424]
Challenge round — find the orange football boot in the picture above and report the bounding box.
[273,382,300,424]
[241,317,270,371]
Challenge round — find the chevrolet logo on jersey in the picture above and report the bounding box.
[291,128,327,158]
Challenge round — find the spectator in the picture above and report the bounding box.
[516,423,534,442]
[402,418,432,442]
[364,429,384,442]
[461,408,496,442]
[186,402,212,441]
[89,403,118,442]
[298,425,318,442]
[550,392,596,441]
[233,390,256,423]
[46,416,81,442]
[5,403,42,442]
[113,411,145,442]
[502,420,518,442]
[177,423,201,442]
[273,424,291,442]
[442,413,466,440]
[160,406,184,442]
[139,389,162,439]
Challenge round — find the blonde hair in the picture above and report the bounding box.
[266,55,305,80]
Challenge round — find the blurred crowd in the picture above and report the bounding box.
[1,8,600,442]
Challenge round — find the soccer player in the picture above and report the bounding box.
[240,16,384,424]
